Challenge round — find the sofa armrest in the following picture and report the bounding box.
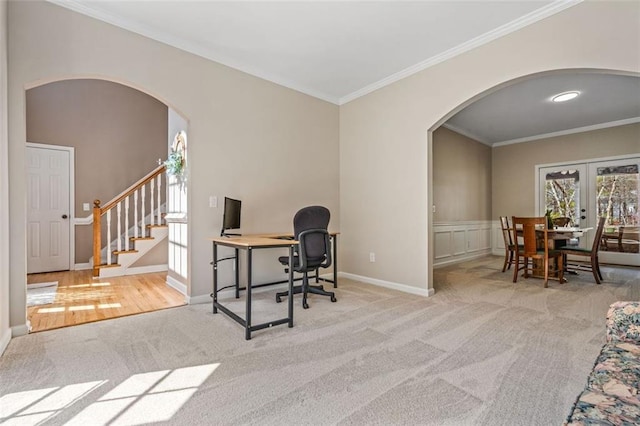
[606,301,640,344]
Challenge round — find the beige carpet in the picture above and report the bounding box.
[1,256,638,425]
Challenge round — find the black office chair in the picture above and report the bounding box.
[275,206,337,309]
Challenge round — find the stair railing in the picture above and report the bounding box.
[93,164,166,276]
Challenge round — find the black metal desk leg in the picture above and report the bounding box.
[212,242,218,314]
[234,248,240,298]
[288,245,294,327]
[245,247,253,340]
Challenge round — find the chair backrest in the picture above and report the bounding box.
[592,216,606,252]
[552,217,571,227]
[512,216,547,256]
[293,206,331,271]
[499,216,513,247]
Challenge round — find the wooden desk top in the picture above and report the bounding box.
[210,235,298,248]
[210,231,339,248]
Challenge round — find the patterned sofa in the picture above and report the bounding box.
[564,301,640,425]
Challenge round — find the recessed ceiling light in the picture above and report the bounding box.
[552,91,580,103]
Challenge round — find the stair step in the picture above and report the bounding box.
[130,236,154,241]
[97,263,121,269]
[147,224,168,229]
[113,249,139,255]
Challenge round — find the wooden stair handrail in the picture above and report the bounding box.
[93,164,166,276]
[97,164,166,214]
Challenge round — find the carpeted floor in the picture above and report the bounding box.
[1,256,638,425]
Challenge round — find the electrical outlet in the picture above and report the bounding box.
[83,203,90,211]
[369,252,375,262]
[209,196,218,208]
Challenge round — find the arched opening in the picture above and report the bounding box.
[24,77,190,332]
[427,68,640,292]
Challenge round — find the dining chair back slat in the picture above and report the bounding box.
[512,216,564,288]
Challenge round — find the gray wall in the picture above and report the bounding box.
[433,126,492,222]
[26,79,169,263]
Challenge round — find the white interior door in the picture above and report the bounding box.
[26,145,71,273]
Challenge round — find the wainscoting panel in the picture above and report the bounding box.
[434,221,494,267]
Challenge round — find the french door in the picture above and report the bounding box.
[538,156,639,266]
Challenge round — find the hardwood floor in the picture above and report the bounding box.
[27,270,186,332]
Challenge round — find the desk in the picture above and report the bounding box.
[211,236,296,340]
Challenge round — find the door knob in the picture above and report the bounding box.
[62,214,68,219]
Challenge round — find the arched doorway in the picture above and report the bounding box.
[427,69,640,288]
[24,78,189,332]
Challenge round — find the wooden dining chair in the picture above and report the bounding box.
[560,217,606,284]
[512,216,564,288]
[499,216,517,272]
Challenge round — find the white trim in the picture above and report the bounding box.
[0,328,11,356]
[493,117,640,147]
[74,262,92,271]
[339,0,581,104]
[74,215,92,226]
[48,0,580,106]
[26,142,76,271]
[187,294,214,305]
[125,264,168,275]
[339,272,433,297]
[166,275,187,296]
[11,324,29,337]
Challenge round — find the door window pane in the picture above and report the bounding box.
[597,164,639,253]
[544,169,579,226]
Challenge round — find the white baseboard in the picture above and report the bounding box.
[166,275,187,296]
[0,328,11,356]
[339,272,433,297]
[188,294,213,304]
[126,264,168,275]
[75,262,92,271]
[11,324,29,337]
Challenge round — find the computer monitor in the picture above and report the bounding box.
[221,197,241,236]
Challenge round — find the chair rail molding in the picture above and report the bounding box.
[433,220,494,267]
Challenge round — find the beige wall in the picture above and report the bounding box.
[433,127,492,222]
[26,79,168,262]
[492,123,640,217]
[1,0,10,349]
[340,1,639,291]
[7,1,340,329]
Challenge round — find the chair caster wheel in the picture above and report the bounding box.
[276,296,281,303]
[303,302,309,309]
[331,296,337,302]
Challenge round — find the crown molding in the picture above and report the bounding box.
[338,0,582,105]
[48,0,580,106]
[441,123,492,147]
[492,117,640,147]
[46,0,341,104]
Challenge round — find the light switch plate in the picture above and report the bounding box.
[83,203,90,211]
[209,196,218,208]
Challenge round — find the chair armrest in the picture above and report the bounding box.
[606,301,640,344]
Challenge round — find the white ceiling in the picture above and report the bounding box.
[49,1,640,145]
